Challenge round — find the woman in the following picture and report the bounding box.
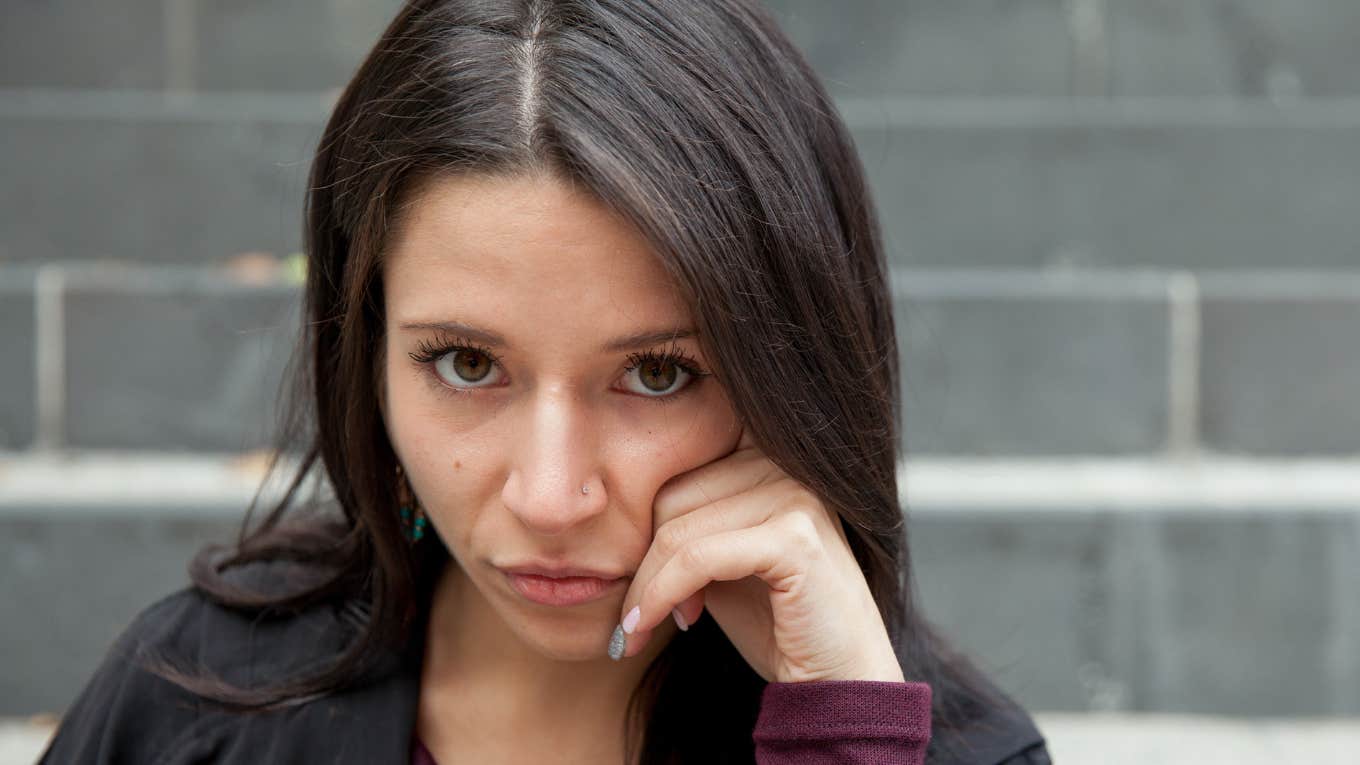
[39,0,1050,763]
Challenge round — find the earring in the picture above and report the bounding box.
[398,504,427,543]
[395,465,427,544]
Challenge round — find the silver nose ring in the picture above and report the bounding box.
[581,484,590,495]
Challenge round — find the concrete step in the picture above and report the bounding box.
[849,98,1360,270]
[6,264,1360,456]
[767,0,1074,98]
[8,1,1360,100]
[8,91,1360,269]
[2,453,1357,718]
[775,0,1360,99]
[0,262,301,452]
[0,0,402,91]
[895,269,1360,456]
[0,90,326,266]
[1103,0,1360,99]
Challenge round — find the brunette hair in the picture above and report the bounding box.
[144,1,1015,762]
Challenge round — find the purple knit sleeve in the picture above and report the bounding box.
[753,680,932,765]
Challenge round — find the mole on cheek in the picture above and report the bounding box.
[454,460,461,469]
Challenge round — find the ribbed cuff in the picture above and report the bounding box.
[754,680,932,744]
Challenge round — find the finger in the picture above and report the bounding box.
[653,446,780,527]
[670,589,705,632]
[624,482,786,634]
[624,517,809,658]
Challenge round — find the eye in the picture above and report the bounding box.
[621,345,710,400]
[434,348,501,387]
[409,338,504,389]
[406,335,710,400]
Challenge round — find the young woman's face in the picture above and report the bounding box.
[381,171,741,659]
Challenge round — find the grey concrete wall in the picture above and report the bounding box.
[5,0,1360,725]
[2,508,241,715]
[6,2,1360,269]
[7,263,1360,456]
[11,1,1360,99]
[5,471,1357,718]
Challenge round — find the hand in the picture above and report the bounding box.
[611,426,907,684]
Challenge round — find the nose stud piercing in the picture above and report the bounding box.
[582,484,590,495]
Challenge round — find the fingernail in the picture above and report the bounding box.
[608,624,626,661]
[671,607,688,632]
[622,605,641,635]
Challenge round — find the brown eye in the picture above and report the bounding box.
[622,353,695,398]
[450,349,491,381]
[433,348,500,387]
[638,359,678,392]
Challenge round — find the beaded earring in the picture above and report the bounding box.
[395,464,427,544]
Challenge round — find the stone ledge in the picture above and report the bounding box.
[3,454,1356,716]
[5,451,1359,512]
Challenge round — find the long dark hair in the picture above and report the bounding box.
[144,0,1014,762]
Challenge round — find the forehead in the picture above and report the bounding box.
[382,172,691,330]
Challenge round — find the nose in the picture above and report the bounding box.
[500,382,607,535]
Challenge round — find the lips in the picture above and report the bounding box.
[499,561,628,580]
[504,571,624,606]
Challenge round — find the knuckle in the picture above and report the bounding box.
[779,512,822,556]
[676,541,707,570]
[653,520,686,556]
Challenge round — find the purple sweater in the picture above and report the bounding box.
[411,679,932,764]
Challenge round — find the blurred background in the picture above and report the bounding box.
[3,1,1359,762]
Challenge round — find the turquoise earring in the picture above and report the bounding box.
[398,503,427,543]
[395,465,427,544]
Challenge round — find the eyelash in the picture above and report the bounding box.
[406,332,710,403]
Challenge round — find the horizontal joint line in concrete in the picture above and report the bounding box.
[890,268,1360,300]
[10,264,1360,303]
[0,261,302,293]
[0,88,335,123]
[901,457,1360,512]
[3,453,1359,513]
[11,90,1360,129]
[891,268,1172,300]
[836,96,1360,129]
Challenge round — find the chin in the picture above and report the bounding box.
[515,618,619,661]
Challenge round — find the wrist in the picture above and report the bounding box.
[821,654,907,683]
[853,665,907,683]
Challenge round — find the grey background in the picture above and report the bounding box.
[2,0,1359,722]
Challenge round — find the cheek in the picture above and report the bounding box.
[383,367,501,504]
[629,407,733,460]
[612,397,740,502]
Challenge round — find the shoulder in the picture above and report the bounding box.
[120,558,360,683]
[37,559,367,764]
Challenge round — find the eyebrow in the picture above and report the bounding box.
[398,320,697,353]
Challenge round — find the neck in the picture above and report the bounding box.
[417,560,676,761]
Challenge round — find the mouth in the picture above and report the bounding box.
[502,570,626,607]
[498,560,629,580]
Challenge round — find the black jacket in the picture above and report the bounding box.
[38,561,1051,763]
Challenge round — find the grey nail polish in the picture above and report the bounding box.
[608,623,627,661]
